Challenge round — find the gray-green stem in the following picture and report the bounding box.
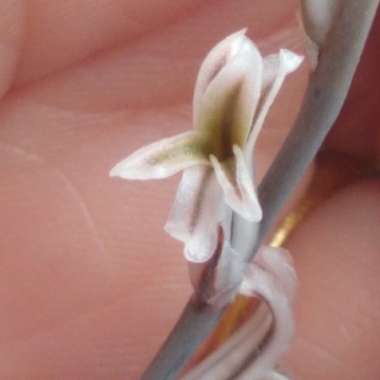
[140,1,379,379]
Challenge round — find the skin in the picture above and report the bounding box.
[0,1,378,379]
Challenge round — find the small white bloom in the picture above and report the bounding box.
[110,30,303,263]
[183,247,297,380]
[300,0,343,68]
[301,0,342,46]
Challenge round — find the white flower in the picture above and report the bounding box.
[110,30,303,263]
[182,247,297,380]
[301,0,342,46]
[300,0,342,68]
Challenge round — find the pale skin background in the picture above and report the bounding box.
[0,1,379,379]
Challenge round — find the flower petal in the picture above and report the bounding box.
[238,247,297,379]
[253,246,297,298]
[300,0,342,69]
[165,166,224,263]
[262,49,304,90]
[246,49,303,155]
[210,145,262,222]
[183,303,273,380]
[109,131,208,180]
[196,36,263,157]
[183,247,297,380]
[164,166,209,242]
[301,0,342,47]
[193,29,248,124]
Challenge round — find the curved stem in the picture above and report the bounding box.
[140,1,379,379]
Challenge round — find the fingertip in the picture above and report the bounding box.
[0,0,25,97]
[285,180,380,379]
